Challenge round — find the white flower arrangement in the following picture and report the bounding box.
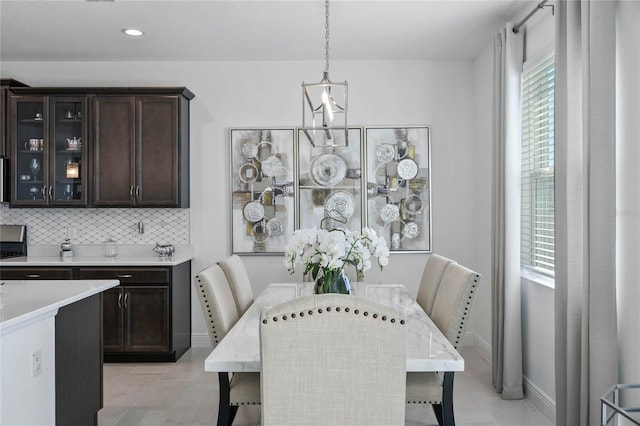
[283,227,390,280]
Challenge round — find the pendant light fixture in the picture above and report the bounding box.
[301,0,348,147]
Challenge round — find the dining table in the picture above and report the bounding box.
[204,282,464,425]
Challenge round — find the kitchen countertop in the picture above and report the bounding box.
[0,244,194,267]
[0,279,119,335]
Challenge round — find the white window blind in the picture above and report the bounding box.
[521,54,555,274]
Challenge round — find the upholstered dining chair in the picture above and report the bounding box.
[407,262,481,426]
[260,294,407,426]
[194,265,260,426]
[218,254,254,315]
[416,253,455,316]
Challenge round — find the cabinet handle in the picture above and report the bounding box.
[116,274,133,278]
[129,186,134,200]
[135,186,140,200]
[123,293,128,309]
[41,186,46,198]
[25,274,40,278]
[48,186,53,199]
[118,293,122,309]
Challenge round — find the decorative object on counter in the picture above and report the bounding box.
[365,126,432,252]
[102,237,118,257]
[60,238,73,258]
[230,128,295,255]
[301,0,348,148]
[297,127,364,233]
[283,227,389,294]
[153,242,175,258]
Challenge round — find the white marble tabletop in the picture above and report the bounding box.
[204,282,464,373]
[0,279,119,335]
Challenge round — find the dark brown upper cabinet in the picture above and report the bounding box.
[7,86,193,208]
[92,93,190,207]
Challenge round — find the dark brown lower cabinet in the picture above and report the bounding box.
[0,267,73,280]
[78,262,191,362]
[103,285,169,353]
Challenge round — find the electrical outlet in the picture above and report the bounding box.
[32,350,41,378]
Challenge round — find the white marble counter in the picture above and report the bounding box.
[205,282,464,373]
[0,244,193,267]
[0,279,119,335]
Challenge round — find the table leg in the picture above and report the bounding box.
[217,372,233,426]
[442,371,455,426]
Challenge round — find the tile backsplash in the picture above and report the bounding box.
[0,204,190,246]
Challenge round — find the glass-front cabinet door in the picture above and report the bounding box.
[10,95,86,205]
[49,97,86,205]
[11,96,48,205]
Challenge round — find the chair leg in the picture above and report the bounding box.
[432,403,444,426]
[217,372,232,426]
[442,372,455,426]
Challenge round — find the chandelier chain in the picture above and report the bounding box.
[324,0,330,72]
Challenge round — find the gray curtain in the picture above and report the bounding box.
[554,1,618,425]
[491,22,524,400]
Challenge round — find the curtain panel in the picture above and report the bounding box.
[491,22,524,400]
[554,1,618,425]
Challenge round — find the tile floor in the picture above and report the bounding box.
[98,347,553,426]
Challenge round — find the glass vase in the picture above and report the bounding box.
[315,268,351,295]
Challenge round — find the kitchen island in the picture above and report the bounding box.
[0,279,119,426]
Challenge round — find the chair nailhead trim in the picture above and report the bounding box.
[262,306,405,325]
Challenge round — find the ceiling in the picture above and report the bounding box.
[0,0,530,62]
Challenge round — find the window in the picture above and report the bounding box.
[521,54,555,275]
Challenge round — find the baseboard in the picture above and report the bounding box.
[467,332,556,423]
[469,331,492,363]
[191,333,212,348]
[523,375,556,423]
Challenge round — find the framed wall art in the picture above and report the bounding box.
[364,126,432,252]
[230,128,295,254]
[296,128,364,232]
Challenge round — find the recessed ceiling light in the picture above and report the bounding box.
[121,28,144,37]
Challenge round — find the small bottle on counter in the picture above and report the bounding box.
[60,238,74,258]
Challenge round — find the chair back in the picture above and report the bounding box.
[416,253,455,315]
[218,254,254,314]
[430,263,481,349]
[195,264,240,346]
[260,294,407,426]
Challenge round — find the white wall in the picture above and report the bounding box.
[2,59,487,345]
